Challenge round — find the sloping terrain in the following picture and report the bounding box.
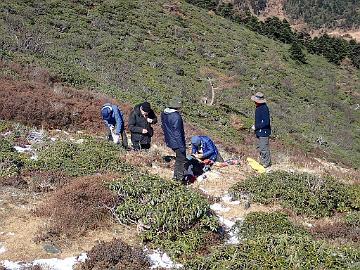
[0,0,359,269]
[0,0,359,168]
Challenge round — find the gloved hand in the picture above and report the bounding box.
[147,118,153,123]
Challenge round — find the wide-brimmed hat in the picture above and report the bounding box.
[168,97,182,109]
[140,101,151,113]
[251,92,266,103]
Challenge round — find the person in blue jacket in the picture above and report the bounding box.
[251,92,271,167]
[191,136,223,163]
[161,97,186,181]
[100,103,129,149]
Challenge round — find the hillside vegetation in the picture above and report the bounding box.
[284,0,360,29]
[0,0,359,169]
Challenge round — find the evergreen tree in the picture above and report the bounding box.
[289,42,307,63]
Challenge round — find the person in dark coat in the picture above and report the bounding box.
[191,135,223,163]
[128,101,157,150]
[251,92,271,168]
[161,97,186,181]
[100,103,129,149]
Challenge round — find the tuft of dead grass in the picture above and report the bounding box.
[78,238,150,270]
[35,174,119,241]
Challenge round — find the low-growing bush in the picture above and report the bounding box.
[185,234,360,269]
[35,175,119,239]
[230,171,355,217]
[79,239,150,270]
[234,211,309,240]
[109,173,219,259]
[33,138,130,176]
[0,138,26,177]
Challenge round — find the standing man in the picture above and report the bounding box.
[161,97,186,181]
[251,92,271,168]
[128,101,157,150]
[191,135,223,163]
[100,102,129,149]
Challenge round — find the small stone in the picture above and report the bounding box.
[43,243,61,254]
[244,201,251,209]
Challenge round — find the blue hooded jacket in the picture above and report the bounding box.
[255,103,271,137]
[191,135,219,161]
[101,103,124,134]
[161,108,186,152]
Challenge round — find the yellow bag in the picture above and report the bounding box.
[247,157,265,174]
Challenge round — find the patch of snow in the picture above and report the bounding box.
[14,145,32,153]
[0,243,6,254]
[304,222,313,228]
[145,248,183,269]
[50,137,57,141]
[218,217,235,229]
[198,187,208,194]
[1,253,87,270]
[218,217,243,245]
[227,228,240,245]
[196,173,208,182]
[210,203,230,212]
[221,194,240,205]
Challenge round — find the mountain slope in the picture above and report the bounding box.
[0,0,359,167]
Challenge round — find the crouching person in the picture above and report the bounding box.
[191,135,223,165]
[128,102,157,150]
[100,103,129,149]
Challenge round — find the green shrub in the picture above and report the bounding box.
[234,211,309,240]
[0,138,25,177]
[109,173,219,259]
[348,184,360,209]
[345,212,360,228]
[185,234,360,269]
[230,171,355,217]
[34,138,128,176]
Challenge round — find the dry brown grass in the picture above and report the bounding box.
[78,239,150,270]
[35,174,119,241]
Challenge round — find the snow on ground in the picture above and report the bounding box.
[145,248,183,269]
[13,145,32,153]
[210,203,230,212]
[0,243,6,254]
[1,253,87,270]
[221,193,241,205]
[13,145,37,160]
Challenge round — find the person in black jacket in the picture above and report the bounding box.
[251,92,271,168]
[161,97,186,181]
[128,102,157,150]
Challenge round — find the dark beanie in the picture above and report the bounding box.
[141,102,151,113]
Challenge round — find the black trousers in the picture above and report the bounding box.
[132,140,150,151]
[173,148,186,180]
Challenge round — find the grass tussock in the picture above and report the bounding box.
[35,175,119,240]
[79,239,150,270]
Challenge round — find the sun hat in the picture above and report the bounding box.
[251,92,266,103]
[168,97,182,109]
